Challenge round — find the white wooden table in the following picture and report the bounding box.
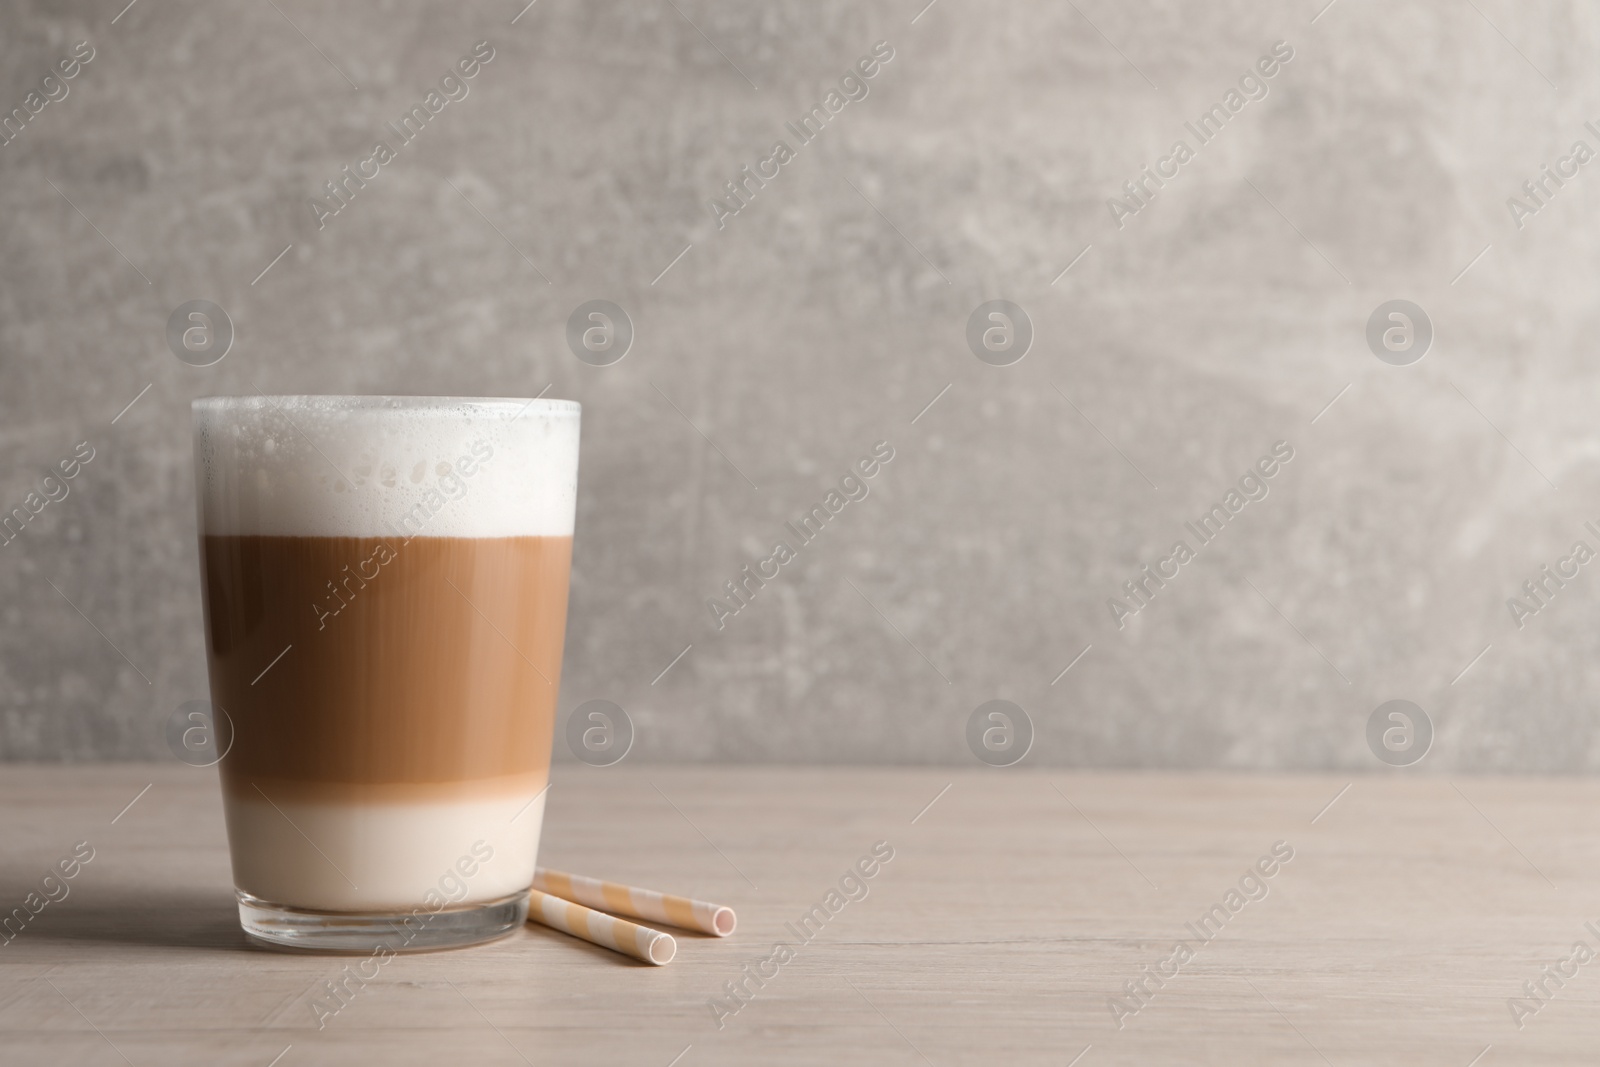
[0,764,1593,1065]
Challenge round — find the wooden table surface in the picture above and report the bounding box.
[1,764,1596,1066]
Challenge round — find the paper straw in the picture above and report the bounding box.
[526,888,676,965]
[534,867,736,937]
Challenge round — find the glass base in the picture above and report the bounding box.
[238,889,528,953]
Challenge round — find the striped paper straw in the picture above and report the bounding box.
[526,888,676,965]
[533,867,737,937]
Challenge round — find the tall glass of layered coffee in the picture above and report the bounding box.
[191,396,579,951]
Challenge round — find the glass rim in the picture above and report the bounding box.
[191,395,579,415]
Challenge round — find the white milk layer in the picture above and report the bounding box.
[193,396,580,538]
[225,790,546,912]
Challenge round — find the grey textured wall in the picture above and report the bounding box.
[2,0,1596,769]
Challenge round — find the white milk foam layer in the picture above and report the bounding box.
[193,396,579,538]
[226,791,545,911]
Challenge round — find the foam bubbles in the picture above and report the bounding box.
[193,396,579,538]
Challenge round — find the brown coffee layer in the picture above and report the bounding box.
[225,772,548,806]
[201,535,570,793]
